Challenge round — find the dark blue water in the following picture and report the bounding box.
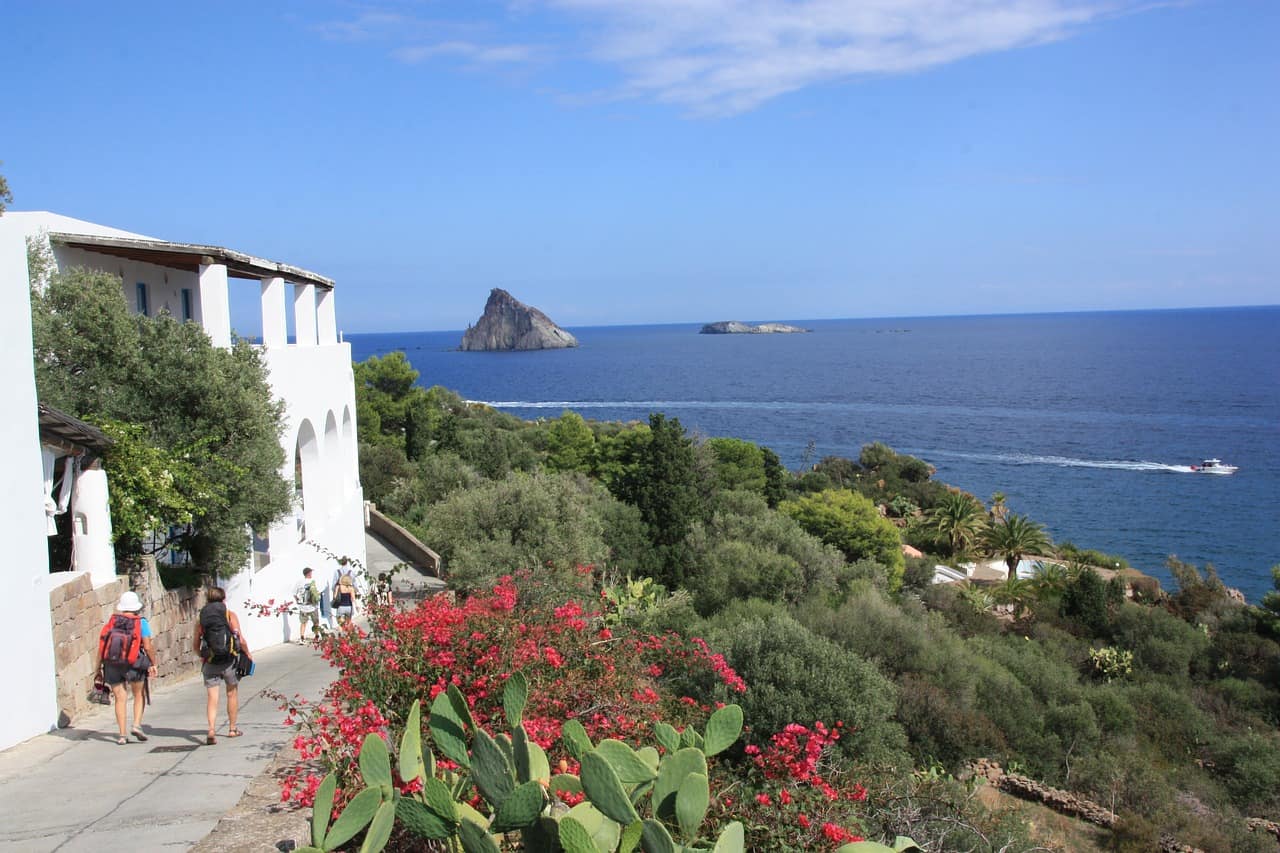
[349,307,1280,601]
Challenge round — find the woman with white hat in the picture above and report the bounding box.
[95,590,159,745]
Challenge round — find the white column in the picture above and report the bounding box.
[316,288,338,346]
[198,263,232,348]
[0,217,59,749]
[294,283,317,348]
[261,276,287,348]
[71,462,116,586]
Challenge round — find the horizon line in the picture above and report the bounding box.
[342,302,1280,337]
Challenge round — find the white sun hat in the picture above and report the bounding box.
[117,591,143,612]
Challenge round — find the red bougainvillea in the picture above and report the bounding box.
[277,573,873,850]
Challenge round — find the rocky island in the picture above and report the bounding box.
[700,320,811,334]
[460,288,578,351]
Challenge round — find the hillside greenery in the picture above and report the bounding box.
[354,352,1280,851]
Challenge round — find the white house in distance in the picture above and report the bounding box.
[0,211,366,749]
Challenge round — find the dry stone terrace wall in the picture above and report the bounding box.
[966,758,1117,828]
[49,557,205,726]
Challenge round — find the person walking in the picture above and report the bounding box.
[332,567,358,626]
[194,587,250,745]
[95,591,158,745]
[292,567,321,643]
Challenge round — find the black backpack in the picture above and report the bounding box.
[199,602,237,664]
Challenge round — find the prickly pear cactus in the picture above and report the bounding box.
[304,675,750,853]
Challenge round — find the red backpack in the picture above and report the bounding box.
[99,613,142,666]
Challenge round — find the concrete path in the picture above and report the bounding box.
[0,640,336,852]
[365,529,445,602]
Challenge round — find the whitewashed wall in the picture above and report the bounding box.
[4,211,367,677]
[223,343,367,651]
[0,216,60,750]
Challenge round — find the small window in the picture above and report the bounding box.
[252,529,270,571]
[180,288,193,322]
[136,282,149,316]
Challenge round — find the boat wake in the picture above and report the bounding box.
[922,450,1197,473]
[471,400,1211,475]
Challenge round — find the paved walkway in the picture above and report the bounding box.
[365,528,446,601]
[0,640,336,852]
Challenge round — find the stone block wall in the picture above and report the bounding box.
[50,572,127,726]
[49,557,206,726]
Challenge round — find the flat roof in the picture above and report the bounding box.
[38,403,111,452]
[49,232,335,289]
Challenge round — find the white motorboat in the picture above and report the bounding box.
[1190,458,1238,475]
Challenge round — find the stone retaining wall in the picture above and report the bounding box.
[367,505,441,576]
[49,557,206,726]
[966,758,1117,827]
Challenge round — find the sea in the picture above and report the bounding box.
[348,306,1280,602]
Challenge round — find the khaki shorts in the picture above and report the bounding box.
[202,660,239,688]
[298,608,319,627]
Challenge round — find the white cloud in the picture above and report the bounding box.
[546,0,1146,115]
[393,41,539,65]
[315,1,1155,115]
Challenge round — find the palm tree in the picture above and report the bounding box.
[926,492,988,556]
[1030,561,1069,599]
[983,513,1051,582]
[989,492,1008,523]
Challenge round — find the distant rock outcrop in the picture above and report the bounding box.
[460,289,578,352]
[700,321,811,334]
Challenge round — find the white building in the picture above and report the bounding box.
[0,211,366,748]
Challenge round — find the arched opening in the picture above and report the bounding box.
[295,419,320,540]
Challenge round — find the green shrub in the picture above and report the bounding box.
[422,470,611,595]
[1108,603,1209,678]
[779,489,905,589]
[1123,681,1213,761]
[358,442,414,507]
[1205,677,1280,726]
[1084,683,1136,737]
[685,491,846,610]
[686,539,801,615]
[1207,731,1280,812]
[704,437,767,494]
[900,556,937,591]
[702,602,908,766]
[1058,567,1111,636]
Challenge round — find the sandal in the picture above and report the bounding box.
[227,727,244,738]
[116,735,128,745]
[132,728,148,742]
[206,733,217,745]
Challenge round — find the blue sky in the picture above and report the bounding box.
[3,1,1277,333]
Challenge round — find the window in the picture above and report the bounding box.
[181,288,193,322]
[136,282,149,316]
[252,529,270,571]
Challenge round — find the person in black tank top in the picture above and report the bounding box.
[193,587,250,744]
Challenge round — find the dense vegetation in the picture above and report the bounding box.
[342,352,1280,850]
